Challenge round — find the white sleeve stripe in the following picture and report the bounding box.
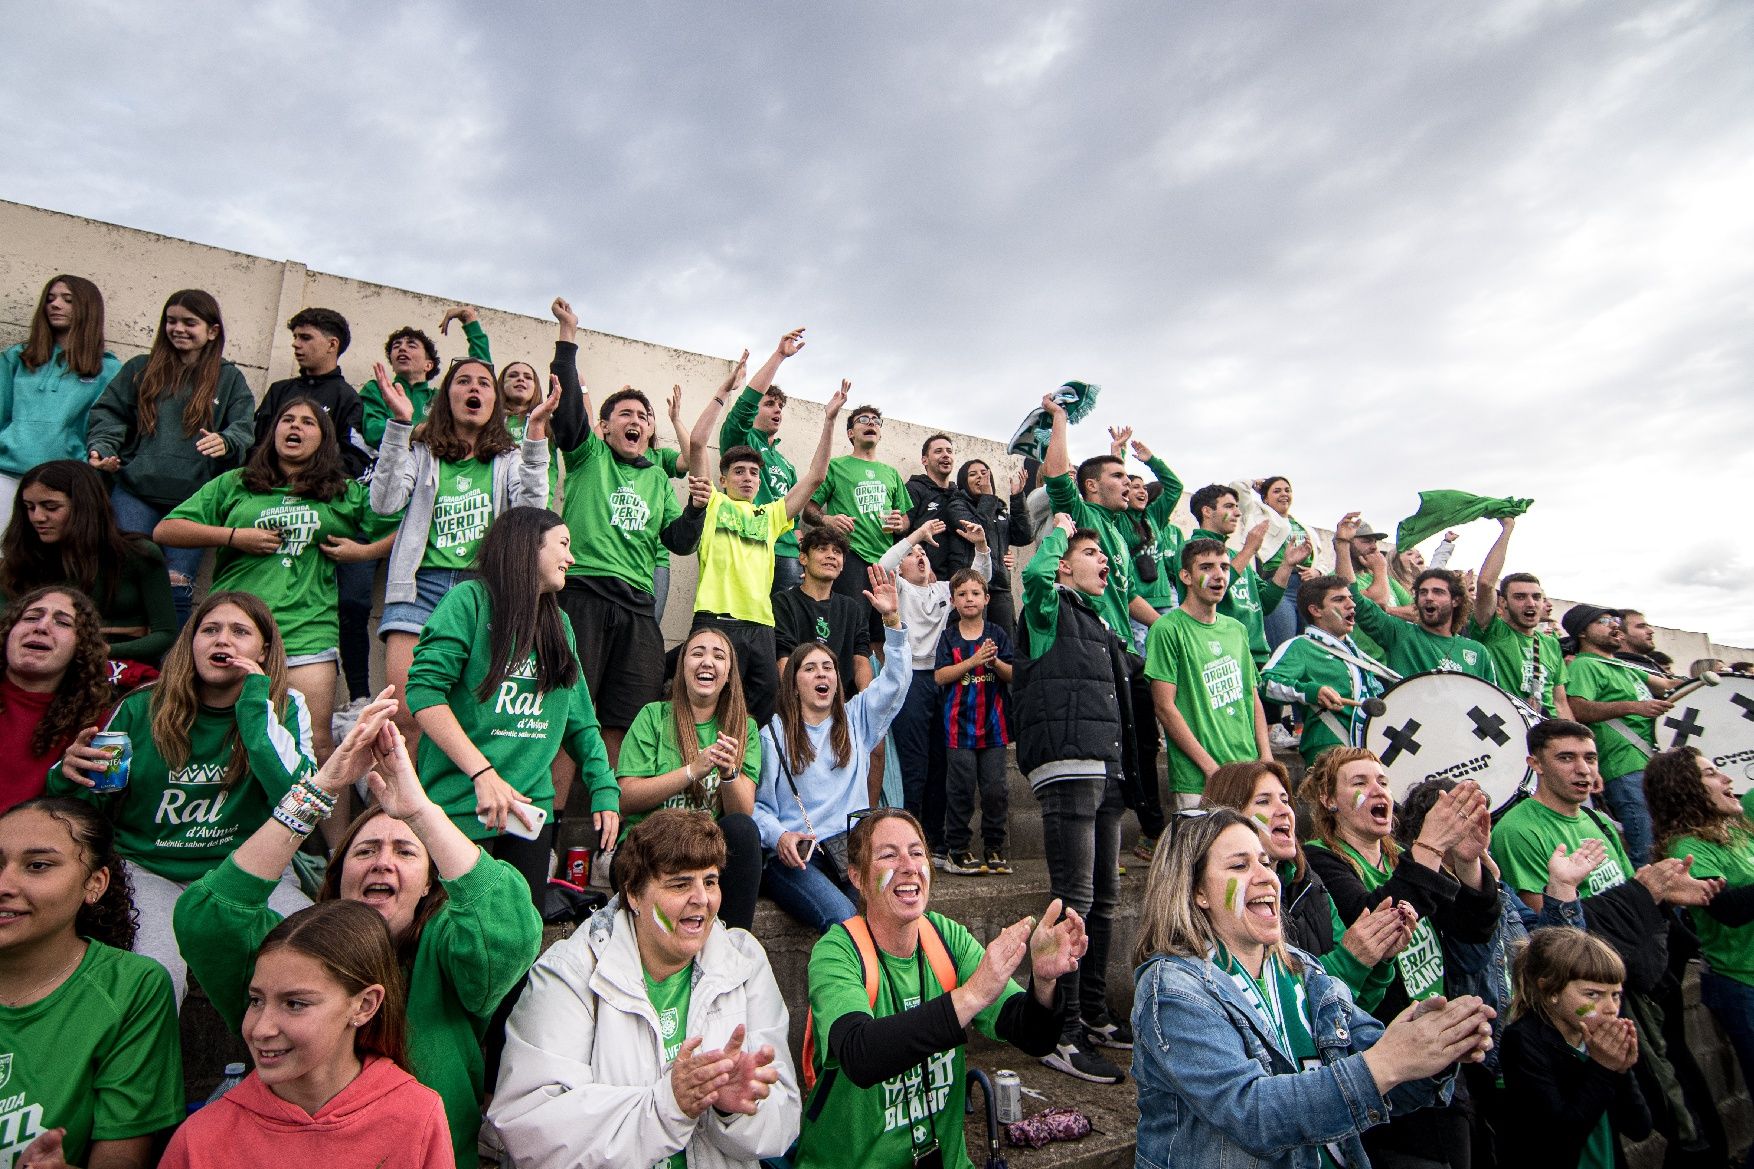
[263,690,314,776]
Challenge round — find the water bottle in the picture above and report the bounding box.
[207,1062,246,1103]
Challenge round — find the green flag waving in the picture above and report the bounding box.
[1395,490,1534,549]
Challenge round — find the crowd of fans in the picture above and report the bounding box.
[1,272,1751,1168]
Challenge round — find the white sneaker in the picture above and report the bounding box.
[331,695,372,742]
[1269,724,1300,752]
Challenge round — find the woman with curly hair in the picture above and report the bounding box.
[0,797,184,1169]
[1647,744,1754,1124]
[0,587,115,812]
[46,590,316,1004]
[0,459,176,666]
[0,274,120,517]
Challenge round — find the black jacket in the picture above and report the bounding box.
[1013,585,1132,789]
[248,368,368,478]
[1501,1012,1650,1167]
[1281,863,1341,958]
[904,474,980,578]
[960,486,1033,594]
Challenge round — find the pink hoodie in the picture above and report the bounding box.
[159,1054,451,1168]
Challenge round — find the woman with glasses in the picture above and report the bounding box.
[752,567,909,932]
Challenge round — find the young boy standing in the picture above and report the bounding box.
[934,569,1014,875]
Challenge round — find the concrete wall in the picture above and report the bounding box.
[2,197,1747,660]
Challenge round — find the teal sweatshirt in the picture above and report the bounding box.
[46,675,315,881]
[172,852,542,1169]
[0,342,122,475]
[405,579,616,838]
[85,355,256,508]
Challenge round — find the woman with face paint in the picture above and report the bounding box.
[1131,807,1496,1169]
[491,809,799,1169]
[173,696,542,1169]
[1298,749,1503,1168]
[794,809,1082,1169]
[1200,761,1415,1009]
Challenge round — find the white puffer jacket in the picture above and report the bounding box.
[488,898,800,1169]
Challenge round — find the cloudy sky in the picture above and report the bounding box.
[5,1,1752,640]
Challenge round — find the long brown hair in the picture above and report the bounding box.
[772,642,852,771]
[255,901,410,1071]
[473,508,579,699]
[1647,746,1751,858]
[1133,807,1300,972]
[20,275,107,378]
[411,358,514,462]
[0,588,115,757]
[667,628,751,808]
[135,290,227,438]
[1297,746,1402,876]
[150,591,293,790]
[0,461,138,604]
[1203,760,1305,882]
[240,396,349,502]
[316,808,448,968]
[1510,926,1624,1030]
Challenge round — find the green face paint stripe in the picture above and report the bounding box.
[1352,789,1368,808]
[653,904,675,934]
[1253,812,1271,826]
[1225,877,1239,914]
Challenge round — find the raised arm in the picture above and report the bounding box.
[689,351,748,479]
[547,297,590,452]
[1331,512,1360,583]
[1040,392,1070,481]
[1473,517,1515,630]
[748,328,803,396]
[785,380,848,518]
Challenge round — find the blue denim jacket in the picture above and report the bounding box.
[1131,946,1455,1169]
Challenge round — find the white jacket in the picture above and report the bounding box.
[489,899,800,1169]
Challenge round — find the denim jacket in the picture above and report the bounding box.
[1131,946,1455,1169]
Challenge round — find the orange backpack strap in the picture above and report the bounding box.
[801,916,881,1094]
[917,916,959,994]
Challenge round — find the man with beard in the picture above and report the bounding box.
[905,432,981,579]
[1261,573,1388,766]
[1467,516,1572,718]
[1334,512,1497,684]
[1563,604,1673,866]
[1617,608,1683,697]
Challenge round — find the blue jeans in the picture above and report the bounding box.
[1602,770,1653,867]
[110,485,201,627]
[1037,774,1124,1035]
[893,669,947,850]
[1701,969,1754,1168]
[760,847,857,933]
[1263,570,1302,649]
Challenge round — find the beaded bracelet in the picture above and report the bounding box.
[274,778,338,836]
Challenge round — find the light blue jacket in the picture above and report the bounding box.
[0,343,121,475]
[1131,946,1455,1169]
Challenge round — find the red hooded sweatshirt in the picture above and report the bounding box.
[160,1054,451,1168]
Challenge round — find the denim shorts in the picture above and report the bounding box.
[379,567,475,638]
[285,648,340,668]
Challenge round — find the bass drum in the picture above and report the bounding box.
[1361,671,1539,811]
[1656,673,1754,795]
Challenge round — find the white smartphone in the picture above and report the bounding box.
[481,803,548,841]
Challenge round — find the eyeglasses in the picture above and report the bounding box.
[1591,615,1622,627]
[850,413,882,426]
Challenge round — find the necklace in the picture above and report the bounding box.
[0,945,86,1007]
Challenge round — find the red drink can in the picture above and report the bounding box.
[565,847,592,887]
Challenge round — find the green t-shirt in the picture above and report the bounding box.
[1326,842,1446,1001]
[720,386,800,558]
[164,471,376,656]
[1258,515,1309,576]
[1352,573,1412,661]
[45,677,315,882]
[1468,616,1567,716]
[1048,473,1141,651]
[1491,798,1633,899]
[798,911,1020,1169]
[0,942,183,1168]
[423,456,495,571]
[1191,528,1283,669]
[1669,827,1754,986]
[696,491,793,625]
[616,701,761,836]
[560,430,684,592]
[1565,653,1654,782]
[810,455,908,566]
[1576,1043,1617,1169]
[1351,588,1498,685]
[405,580,618,838]
[645,961,696,1169]
[1144,608,1261,794]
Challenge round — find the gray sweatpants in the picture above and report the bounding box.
[125,859,311,1007]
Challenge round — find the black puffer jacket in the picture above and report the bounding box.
[1014,586,1132,790]
[960,484,1034,594]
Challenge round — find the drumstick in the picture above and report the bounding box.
[1666,672,1722,702]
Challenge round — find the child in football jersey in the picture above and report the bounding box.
[933,570,1014,875]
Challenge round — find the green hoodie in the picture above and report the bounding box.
[85,356,256,508]
[358,320,492,449]
[46,675,315,882]
[719,384,800,557]
[173,853,542,1169]
[405,580,616,837]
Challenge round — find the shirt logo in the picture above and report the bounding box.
[815,616,832,640]
[1463,649,1478,665]
[609,485,652,532]
[853,479,889,517]
[0,1053,11,1090]
[659,1006,680,1042]
[454,474,472,493]
[1208,640,1223,655]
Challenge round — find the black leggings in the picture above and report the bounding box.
[717,813,763,931]
[487,823,556,909]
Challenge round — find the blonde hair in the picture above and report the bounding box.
[1133,808,1299,973]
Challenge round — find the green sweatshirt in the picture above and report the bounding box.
[1125,456,1185,611]
[173,853,542,1169]
[720,385,799,558]
[0,537,177,664]
[1193,528,1284,669]
[404,580,616,838]
[84,356,256,508]
[45,675,315,882]
[1046,473,1141,651]
[359,320,492,449]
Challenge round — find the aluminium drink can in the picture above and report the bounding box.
[89,731,132,793]
[993,1069,1023,1124]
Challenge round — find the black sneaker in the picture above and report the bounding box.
[983,849,1012,875]
[1041,1039,1125,1084]
[1084,1014,1134,1051]
[943,850,987,875]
